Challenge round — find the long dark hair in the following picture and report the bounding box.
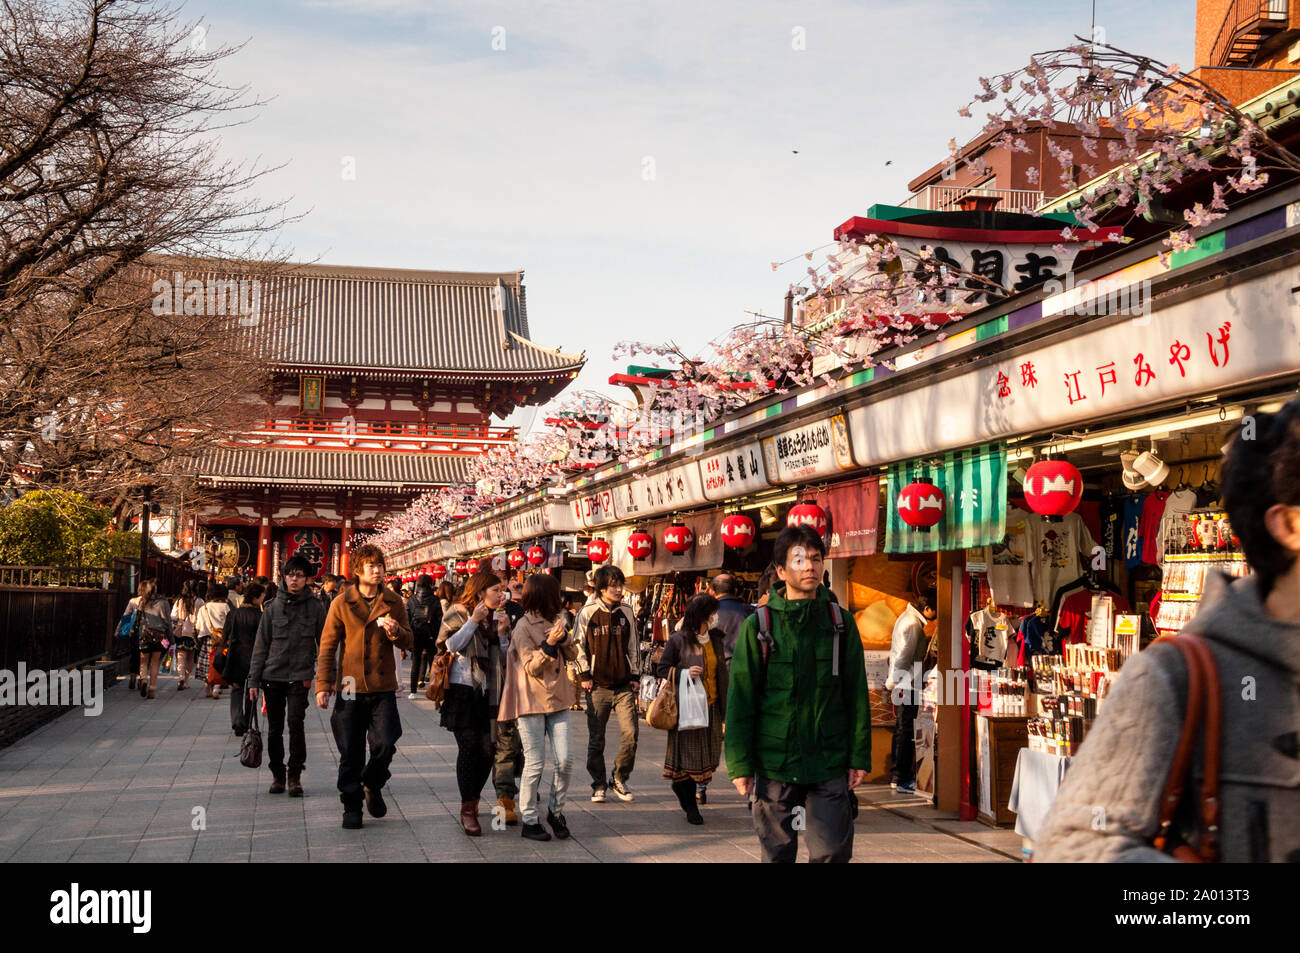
[521,573,562,622]
[1223,399,1300,594]
[681,593,719,639]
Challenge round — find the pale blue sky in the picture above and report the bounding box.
[203,0,1195,431]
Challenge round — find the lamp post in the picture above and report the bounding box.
[140,485,159,583]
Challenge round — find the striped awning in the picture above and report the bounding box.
[884,444,1007,554]
[196,447,470,489]
[247,263,584,376]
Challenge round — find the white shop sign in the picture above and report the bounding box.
[847,268,1298,467]
[507,506,546,541]
[541,502,583,534]
[572,487,618,528]
[700,440,771,501]
[612,461,707,521]
[761,413,854,484]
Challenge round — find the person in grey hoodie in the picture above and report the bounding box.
[1035,400,1300,862]
[248,556,326,797]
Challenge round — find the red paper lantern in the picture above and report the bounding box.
[786,502,828,535]
[587,538,611,563]
[507,549,525,569]
[430,564,448,581]
[721,513,756,549]
[526,545,547,566]
[454,560,468,574]
[897,481,946,528]
[628,531,654,560]
[1022,459,1083,517]
[465,558,480,574]
[663,524,694,554]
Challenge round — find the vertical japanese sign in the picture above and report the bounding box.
[699,440,771,501]
[884,445,1007,554]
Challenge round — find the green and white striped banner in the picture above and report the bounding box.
[884,444,1007,554]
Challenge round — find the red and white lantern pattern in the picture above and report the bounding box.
[721,513,757,549]
[628,531,654,560]
[430,564,448,581]
[586,538,611,563]
[1022,460,1084,517]
[663,524,694,554]
[897,481,946,528]
[526,545,547,567]
[507,549,526,569]
[465,558,480,574]
[454,560,468,574]
[786,502,828,535]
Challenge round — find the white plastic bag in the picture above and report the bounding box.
[678,671,709,730]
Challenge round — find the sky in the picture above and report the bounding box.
[202,0,1195,433]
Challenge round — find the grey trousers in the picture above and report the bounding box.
[751,774,854,863]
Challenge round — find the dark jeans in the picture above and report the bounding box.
[330,692,402,809]
[891,703,918,784]
[262,680,308,775]
[751,775,854,863]
[231,682,247,732]
[493,718,523,800]
[453,724,495,802]
[409,638,435,694]
[585,686,638,789]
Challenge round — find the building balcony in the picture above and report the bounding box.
[897,185,1048,214]
[234,418,518,454]
[1211,0,1290,68]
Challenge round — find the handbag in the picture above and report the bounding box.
[425,650,455,707]
[116,607,139,640]
[1150,633,1221,862]
[645,673,678,730]
[239,693,263,769]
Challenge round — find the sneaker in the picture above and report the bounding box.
[590,787,607,803]
[896,780,917,793]
[610,778,635,802]
[521,822,552,842]
[547,811,571,840]
[407,692,417,700]
[890,780,899,790]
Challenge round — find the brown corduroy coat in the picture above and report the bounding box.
[315,584,413,696]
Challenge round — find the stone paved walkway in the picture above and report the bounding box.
[0,664,1014,863]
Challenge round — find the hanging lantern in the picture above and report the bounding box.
[628,531,654,560]
[526,545,547,566]
[721,513,757,549]
[897,481,946,529]
[1022,459,1084,517]
[507,549,526,569]
[454,560,468,574]
[587,538,611,563]
[465,558,480,574]
[663,523,694,554]
[786,501,828,535]
[430,564,448,581]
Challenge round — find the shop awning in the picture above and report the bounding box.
[884,444,1007,554]
[641,510,725,575]
[810,475,880,557]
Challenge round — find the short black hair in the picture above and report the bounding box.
[681,593,719,637]
[207,582,228,602]
[773,524,826,567]
[1223,400,1300,594]
[593,564,625,594]
[416,574,432,589]
[915,587,937,613]
[283,555,314,577]
[243,582,266,603]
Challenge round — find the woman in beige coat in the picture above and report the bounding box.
[497,573,578,842]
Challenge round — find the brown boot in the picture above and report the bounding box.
[498,797,519,825]
[269,769,286,795]
[460,800,482,836]
[287,770,303,798]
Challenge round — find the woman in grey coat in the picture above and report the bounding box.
[1035,400,1300,862]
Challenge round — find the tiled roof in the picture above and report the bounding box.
[250,263,584,375]
[195,447,470,488]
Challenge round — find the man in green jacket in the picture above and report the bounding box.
[726,524,871,862]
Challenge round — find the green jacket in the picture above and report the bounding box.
[724,584,871,785]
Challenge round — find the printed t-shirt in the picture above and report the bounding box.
[965,608,1011,670]
[1027,513,1097,609]
[1139,491,1170,565]
[1123,496,1145,570]
[984,507,1035,608]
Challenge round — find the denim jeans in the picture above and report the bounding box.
[585,686,638,789]
[330,691,402,810]
[891,702,918,784]
[262,680,309,775]
[515,710,572,824]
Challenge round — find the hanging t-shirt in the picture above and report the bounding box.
[965,608,1011,670]
[983,507,1036,608]
[1139,490,1170,566]
[1016,613,1059,665]
[1100,498,1122,565]
[1156,489,1198,562]
[1122,496,1145,570]
[1028,513,1097,609]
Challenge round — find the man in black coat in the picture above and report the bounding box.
[404,574,443,698]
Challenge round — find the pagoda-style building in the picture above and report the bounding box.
[192,263,584,579]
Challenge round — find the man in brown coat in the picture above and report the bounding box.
[316,543,414,830]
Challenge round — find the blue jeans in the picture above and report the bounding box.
[515,710,572,825]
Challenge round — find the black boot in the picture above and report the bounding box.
[672,780,703,825]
